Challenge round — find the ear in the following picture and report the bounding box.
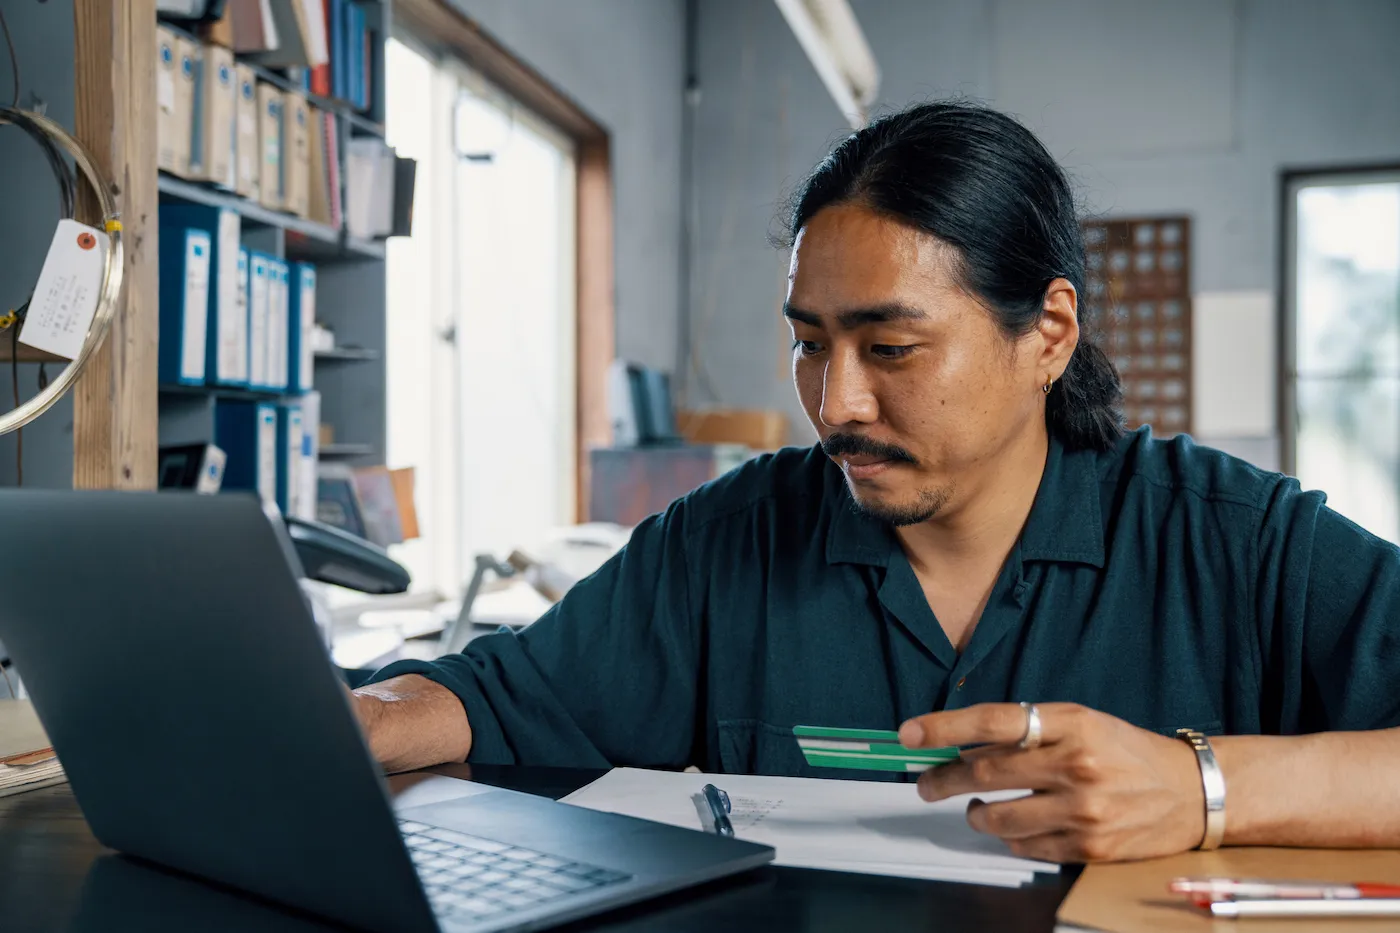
[1037,278,1079,383]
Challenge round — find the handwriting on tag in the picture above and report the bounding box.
[19,219,107,361]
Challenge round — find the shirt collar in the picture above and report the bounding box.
[824,435,1105,569]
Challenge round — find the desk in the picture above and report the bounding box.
[0,764,1075,932]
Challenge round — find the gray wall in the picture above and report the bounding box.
[445,0,686,372]
[687,0,1400,459]
[0,0,77,488]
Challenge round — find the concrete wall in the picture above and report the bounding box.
[0,0,76,488]
[687,0,1400,466]
[445,0,686,372]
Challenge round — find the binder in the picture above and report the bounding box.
[287,262,316,393]
[247,251,272,390]
[234,64,260,198]
[276,403,305,514]
[215,400,279,506]
[296,389,321,520]
[268,259,291,392]
[329,0,346,100]
[256,82,284,210]
[284,93,311,218]
[322,110,343,227]
[310,0,331,96]
[157,227,211,385]
[193,41,236,188]
[160,204,247,385]
[156,26,188,174]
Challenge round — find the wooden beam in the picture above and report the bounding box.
[71,0,158,489]
[575,139,615,522]
[0,343,66,365]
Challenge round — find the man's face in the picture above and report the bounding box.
[785,203,1048,526]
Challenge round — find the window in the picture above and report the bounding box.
[385,38,577,598]
[1283,169,1400,542]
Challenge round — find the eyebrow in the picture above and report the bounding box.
[782,302,928,330]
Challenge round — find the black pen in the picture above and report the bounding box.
[701,783,734,837]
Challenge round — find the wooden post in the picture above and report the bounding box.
[71,0,158,489]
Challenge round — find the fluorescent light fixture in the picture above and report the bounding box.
[774,0,881,128]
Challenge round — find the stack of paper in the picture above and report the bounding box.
[561,768,1059,888]
[0,699,67,799]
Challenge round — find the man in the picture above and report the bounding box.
[352,102,1400,862]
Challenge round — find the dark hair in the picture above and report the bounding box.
[787,101,1125,451]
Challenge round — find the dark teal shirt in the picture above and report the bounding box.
[370,428,1400,776]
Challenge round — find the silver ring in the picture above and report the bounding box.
[1018,701,1043,750]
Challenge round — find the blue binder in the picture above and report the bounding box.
[276,403,305,515]
[287,262,317,394]
[160,203,247,386]
[157,227,211,386]
[330,0,347,101]
[215,400,279,506]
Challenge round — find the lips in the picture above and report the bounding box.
[840,455,894,480]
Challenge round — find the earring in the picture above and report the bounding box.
[1042,377,1053,395]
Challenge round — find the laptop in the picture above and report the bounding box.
[0,491,773,933]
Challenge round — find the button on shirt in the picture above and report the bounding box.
[369,428,1400,776]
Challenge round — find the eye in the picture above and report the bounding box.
[871,344,916,360]
[792,339,824,357]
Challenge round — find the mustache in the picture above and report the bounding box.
[821,433,918,465]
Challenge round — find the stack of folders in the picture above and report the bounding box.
[345,137,416,240]
[0,699,66,800]
[157,23,336,223]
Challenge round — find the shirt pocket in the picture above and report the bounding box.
[716,719,810,776]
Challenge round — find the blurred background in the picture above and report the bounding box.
[1,0,1397,670]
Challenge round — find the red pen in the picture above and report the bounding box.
[1170,876,1400,901]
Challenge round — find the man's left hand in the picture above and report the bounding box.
[899,703,1207,862]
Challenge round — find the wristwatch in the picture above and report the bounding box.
[1177,729,1226,850]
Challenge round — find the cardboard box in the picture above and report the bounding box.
[195,42,236,188]
[256,82,284,210]
[233,65,260,198]
[676,409,789,451]
[283,93,311,218]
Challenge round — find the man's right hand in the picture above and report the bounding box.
[345,674,473,774]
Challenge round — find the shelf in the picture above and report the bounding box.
[159,174,387,264]
[319,443,376,459]
[159,383,290,403]
[315,347,382,361]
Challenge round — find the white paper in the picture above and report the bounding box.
[19,219,107,361]
[561,768,1059,887]
[1193,289,1276,437]
[158,70,176,113]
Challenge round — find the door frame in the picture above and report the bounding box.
[1277,162,1400,475]
[394,0,614,521]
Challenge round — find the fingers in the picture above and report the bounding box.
[899,702,1092,750]
[1002,831,1085,864]
[917,745,1064,801]
[964,793,1070,840]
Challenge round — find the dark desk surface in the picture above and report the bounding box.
[0,764,1076,933]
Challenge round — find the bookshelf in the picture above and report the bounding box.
[153,0,397,485]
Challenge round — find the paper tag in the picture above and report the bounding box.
[158,70,176,113]
[19,219,107,361]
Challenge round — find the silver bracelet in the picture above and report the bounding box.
[1177,729,1226,850]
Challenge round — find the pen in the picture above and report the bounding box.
[701,783,734,837]
[1170,876,1400,900]
[1205,898,1400,918]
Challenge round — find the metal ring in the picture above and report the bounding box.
[0,107,124,437]
[1018,701,1043,750]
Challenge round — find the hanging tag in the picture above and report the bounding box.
[19,219,108,361]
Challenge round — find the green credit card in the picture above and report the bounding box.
[794,725,961,773]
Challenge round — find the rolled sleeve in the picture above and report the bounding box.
[366,501,701,768]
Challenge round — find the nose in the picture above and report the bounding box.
[819,350,878,427]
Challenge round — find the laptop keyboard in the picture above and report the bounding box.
[399,820,633,924]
